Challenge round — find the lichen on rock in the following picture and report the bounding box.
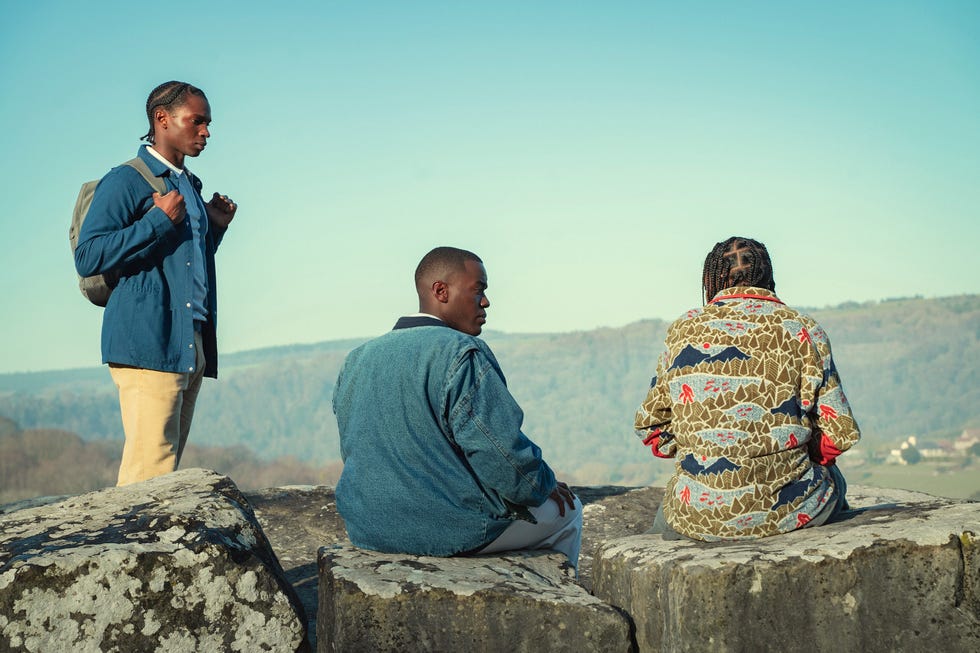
[0,468,308,653]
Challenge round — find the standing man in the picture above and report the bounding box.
[333,246,582,569]
[74,81,237,486]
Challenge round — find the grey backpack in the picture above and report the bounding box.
[70,157,166,307]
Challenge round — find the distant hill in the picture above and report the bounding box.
[1,295,977,486]
[0,416,340,504]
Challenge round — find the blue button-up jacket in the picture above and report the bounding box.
[74,146,226,377]
[333,317,557,556]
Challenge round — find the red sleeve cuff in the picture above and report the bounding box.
[642,429,674,459]
[817,433,843,466]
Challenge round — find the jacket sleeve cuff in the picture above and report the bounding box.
[145,207,177,239]
[643,429,676,459]
[816,433,843,466]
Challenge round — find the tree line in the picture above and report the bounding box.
[0,416,341,505]
[1,294,978,491]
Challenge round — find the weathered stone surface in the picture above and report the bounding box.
[0,468,308,653]
[246,485,349,649]
[11,478,972,653]
[317,544,634,653]
[577,485,663,591]
[243,483,656,647]
[592,486,980,653]
[0,495,70,516]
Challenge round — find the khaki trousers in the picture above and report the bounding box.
[109,331,206,486]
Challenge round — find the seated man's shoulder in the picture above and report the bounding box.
[362,325,491,359]
[778,304,825,330]
[415,328,500,368]
[436,329,496,363]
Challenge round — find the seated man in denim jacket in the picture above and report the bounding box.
[332,246,581,569]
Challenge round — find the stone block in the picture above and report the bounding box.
[317,544,634,652]
[247,484,350,648]
[592,486,980,653]
[0,468,308,653]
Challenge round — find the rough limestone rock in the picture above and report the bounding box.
[592,486,980,653]
[246,485,349,648]
[243,484,657,649]
[576,485,663,591]
[317,544,633,653]
[0,468,308,653]
[11,477,973,653]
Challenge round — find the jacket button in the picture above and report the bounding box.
[186,303,192,308]
[189,367,194,372]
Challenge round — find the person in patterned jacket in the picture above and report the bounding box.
[635,236,860,541]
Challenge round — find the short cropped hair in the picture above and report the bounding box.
[414,246,482,289]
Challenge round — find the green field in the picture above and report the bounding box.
[839,458,980,501]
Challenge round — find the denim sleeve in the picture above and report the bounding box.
[445,347,557,509]
[74,166,178,277]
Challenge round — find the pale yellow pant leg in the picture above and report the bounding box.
[110,332,206,485]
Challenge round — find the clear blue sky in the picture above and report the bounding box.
[1,1,978,373]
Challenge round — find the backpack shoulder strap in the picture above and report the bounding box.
[121,157,168,195]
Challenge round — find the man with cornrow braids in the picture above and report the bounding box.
[75,81,237,485]
[635,236,860,541]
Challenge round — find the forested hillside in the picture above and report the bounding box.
[1,295,977,487]
[0,416,340,504]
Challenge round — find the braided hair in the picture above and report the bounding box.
[702,236,775,303]
[140,81,207,143]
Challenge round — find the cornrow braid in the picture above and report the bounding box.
[702,236,775,303]
[140,81,206,143]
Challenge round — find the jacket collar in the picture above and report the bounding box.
[708,286,784,305]
[392,315,451,330]
[138,144,201,190]
[138,144,174,180]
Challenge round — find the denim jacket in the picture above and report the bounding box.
[333,317,557,556]
[74,146,225,377]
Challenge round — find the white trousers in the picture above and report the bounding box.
[480,496,583,570]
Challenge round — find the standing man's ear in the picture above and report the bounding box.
[154,108,169,132]
[432,280,450,304]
